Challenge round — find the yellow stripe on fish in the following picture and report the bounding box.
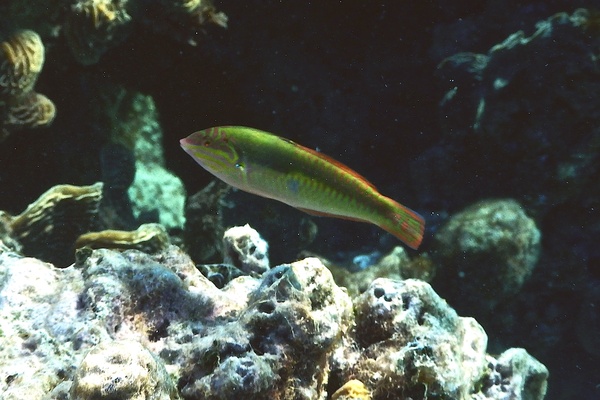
[180,126,425,249]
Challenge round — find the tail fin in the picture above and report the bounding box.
[380,199,425,250]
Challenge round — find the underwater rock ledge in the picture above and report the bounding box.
[0,225,548,400]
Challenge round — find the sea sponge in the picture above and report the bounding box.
[0,29,44,97]
[64,0,132,65]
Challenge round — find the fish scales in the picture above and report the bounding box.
[180,126,425,249]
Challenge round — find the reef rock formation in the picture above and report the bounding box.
[330,278,488,399]
[222,223,269,276]
[70,340,179,400]
[0,224,548,399]
[422,9,600,213]
[431,199,541,317]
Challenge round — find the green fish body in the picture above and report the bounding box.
[180,126,424,249]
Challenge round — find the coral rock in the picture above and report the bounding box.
[477,348,548,400]
[180,257,353,399]
[432,199,541,316]
[222,224,270,276]
[331,278,489,399]
[70,339,179,400]
[124,93,186,230]
[0,30,44,97]
[0,226,547,400]
[197,262,245,289]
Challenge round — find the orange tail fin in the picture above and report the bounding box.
[380,200,425,250]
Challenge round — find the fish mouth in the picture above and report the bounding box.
[180,139,231,172]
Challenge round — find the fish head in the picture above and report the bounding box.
[180,127,247,185]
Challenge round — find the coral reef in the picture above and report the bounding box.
[0,29,55,140]
[99,142,137,229]
[3,1,593,398]
[7,182,103,266]
[140,0,228,45]
[2,91,55,130]
[431,199,541,317]
[0,224,548,399]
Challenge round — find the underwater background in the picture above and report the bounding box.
[0,1,599,399]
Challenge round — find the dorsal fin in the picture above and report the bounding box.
[278,136,379,191]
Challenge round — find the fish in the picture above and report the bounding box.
[180,126,425,249]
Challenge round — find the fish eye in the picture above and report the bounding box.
[235,162,244,170]
[203,140,211,147]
